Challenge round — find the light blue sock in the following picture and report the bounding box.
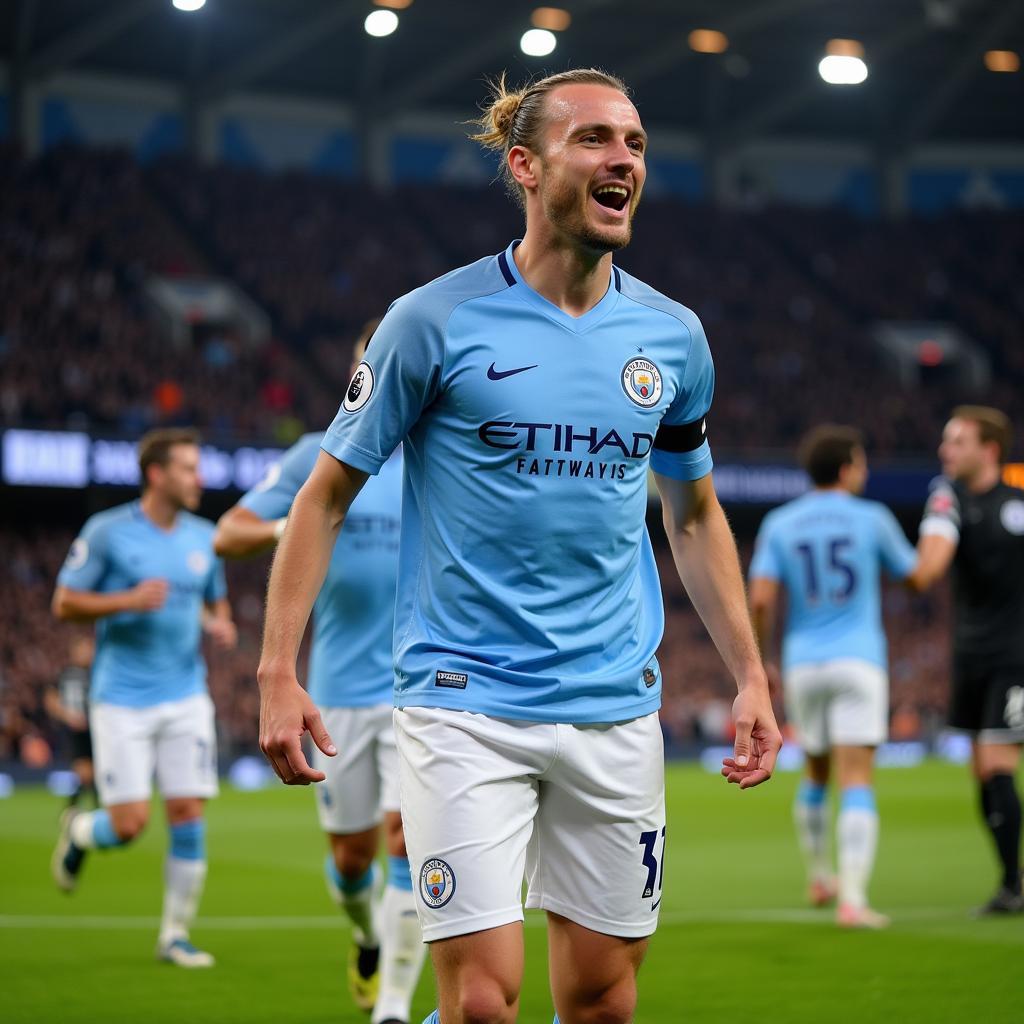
[840,785,876,813]
[422,1011,440,1024]
[325,855,376,895]
[91,809,124,849]
[169,819,206,860]
[387,855,414,892]
[793,780,830,883]
[797,780,827,807]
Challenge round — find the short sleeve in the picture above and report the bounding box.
[205,555,228,603]
[748,516,782,581]
[321,295,445,475]
[650,313,714,482]
[57,515,112,592]
[240,437,318,520]
[919,478,961,545]
[875,505,917,580]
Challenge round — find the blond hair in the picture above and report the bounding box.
[952,405,1013,464]
[469,68,630,209]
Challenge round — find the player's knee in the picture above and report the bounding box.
[113,811,147,842]
[455,979,517,1024]
[334,847,374,881]
[575,980,637,1024]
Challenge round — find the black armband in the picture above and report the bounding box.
[653,416,708,453]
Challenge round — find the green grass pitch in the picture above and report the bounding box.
[2,760,1021,1023]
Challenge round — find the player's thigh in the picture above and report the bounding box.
[949,656,986,732]
[394,707,548,943]
[430,921,524,1023]
[314,705,387,835]
[154,693,218,800]
[783,664,830,756]
[977,667,1024,749]
[547,911,647,1023]
[828,660,888,748]
[526,712,665,939]
[90,701,157,805]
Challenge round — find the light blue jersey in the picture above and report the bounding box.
[322,241,715,724]
[241,433,402,708]
[749,490,917,671]
[57,502,227,707]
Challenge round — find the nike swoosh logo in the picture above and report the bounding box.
[651,897,662,912]
[487,362,537,380]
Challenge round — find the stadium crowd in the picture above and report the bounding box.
[1,144,1021,452]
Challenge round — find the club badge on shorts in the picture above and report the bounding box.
[420,857,456,909]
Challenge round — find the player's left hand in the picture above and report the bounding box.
[721,682,782,789]
[204,617,238,650]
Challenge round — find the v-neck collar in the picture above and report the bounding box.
[498,240,621,335]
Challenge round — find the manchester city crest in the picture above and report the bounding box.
[420,857,456,909]
[343,360,375,414]
[621,358,663,408]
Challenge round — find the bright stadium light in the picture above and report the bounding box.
[818,54,868,85]
[521,28,557,57]
[365,9,399,36]
[819,38,867,85]
[984,49,1020,73]
[532,7,571,32]
[172,0,206,11]
[688,29,729,55]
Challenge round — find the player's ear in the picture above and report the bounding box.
[508,145,539,191]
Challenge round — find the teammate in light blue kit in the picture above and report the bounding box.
[50,428,236,967]
[214,325,426,1024]
[749,425,919,928]
[258,69,781,1024]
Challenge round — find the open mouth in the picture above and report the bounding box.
[591,183,630,213]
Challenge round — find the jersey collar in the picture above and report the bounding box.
[498,240,621,335]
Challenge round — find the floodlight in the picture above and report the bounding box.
[365,9,399,37]
[688,29,728,55]
[984,50,1020,73]
[532,7,571,32]
[172,0,206,11]
[818,55,868,85]
[521,29,557,57]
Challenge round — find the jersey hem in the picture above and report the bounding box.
[395,690,663,725]
[89,685,207,710]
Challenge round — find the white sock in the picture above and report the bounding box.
[793,782,831,884]
[69,808,124,849]
[326,859,380,948]
[837,788,879,909]
[159,857,208,947]
[372,881,427,1024]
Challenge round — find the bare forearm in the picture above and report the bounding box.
[750,605,773,661]
[203,598,233,624]
[214,508,282,558]
[667,501,763,688]
[53,588,134,622]
[258,488,341,682]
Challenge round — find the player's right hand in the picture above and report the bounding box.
[257,670,337,786]
[129,578,169,611]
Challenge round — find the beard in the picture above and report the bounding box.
[541,172,635,254]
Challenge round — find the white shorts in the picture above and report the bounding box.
[313,704,400,835]
[395,707,666,943]
[90,693,218,806]
[784,658,888,755]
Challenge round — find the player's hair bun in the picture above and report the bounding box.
[469,73,525,151]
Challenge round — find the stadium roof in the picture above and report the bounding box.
[4,0,1024,147]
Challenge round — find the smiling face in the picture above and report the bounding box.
[513,83,647,254]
